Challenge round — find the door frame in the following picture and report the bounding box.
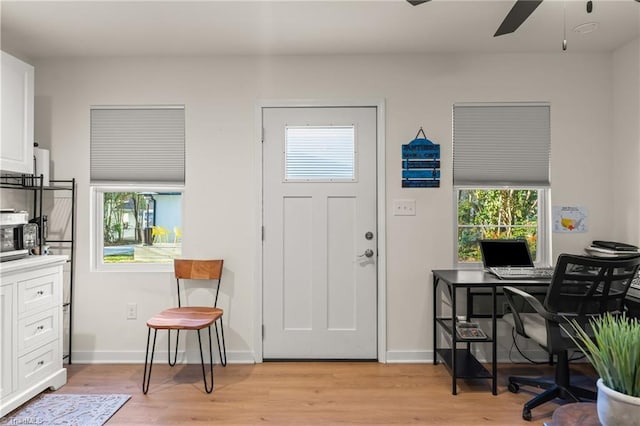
[254,98,387,362]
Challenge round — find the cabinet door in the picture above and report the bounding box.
[1,51,34,174]
[1,284,14,398]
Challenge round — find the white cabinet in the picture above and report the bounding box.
[0,256,67,417]
[0,284,15,400]
[1,51,34,174]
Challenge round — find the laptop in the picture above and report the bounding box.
[479,239,554,280]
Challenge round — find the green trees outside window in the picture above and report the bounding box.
[103,192,149,245]
[457,189,539,262]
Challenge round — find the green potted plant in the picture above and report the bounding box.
[566,313,640,426]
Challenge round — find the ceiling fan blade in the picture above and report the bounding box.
[407,0,431,5]
[494,0,543,37]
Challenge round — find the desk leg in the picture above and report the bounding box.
[433,275,438,366]
[491,286,497,395]
[451,284,457,395]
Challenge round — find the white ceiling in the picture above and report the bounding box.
[1,0,639,60]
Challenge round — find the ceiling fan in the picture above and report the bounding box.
[407,0,543,37]
[408,0,640,36]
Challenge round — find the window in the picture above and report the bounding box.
[453,103,551,266]
[285,126,356,181]
[90,106,184,271]
[94,188,182,268]
[457,188,546,263]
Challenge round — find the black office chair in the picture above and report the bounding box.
[502,253,640,421]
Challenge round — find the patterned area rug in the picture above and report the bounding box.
[0,393,130,426]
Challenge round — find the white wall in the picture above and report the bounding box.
[612,39,640,245]
[31,51,628,363]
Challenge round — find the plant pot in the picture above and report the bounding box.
[597,378,640,426]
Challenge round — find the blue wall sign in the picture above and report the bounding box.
[401,128,440,188]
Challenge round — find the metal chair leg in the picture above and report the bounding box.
[168,329,180,366]
[197,327,214,393]
[214,318,227,367]
[142,328,158,394]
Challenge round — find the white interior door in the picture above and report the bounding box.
[262,106,377,359]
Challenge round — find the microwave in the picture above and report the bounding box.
[0,211,37,261]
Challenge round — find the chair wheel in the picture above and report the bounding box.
[522,408,532,421]
[508,382,520,393]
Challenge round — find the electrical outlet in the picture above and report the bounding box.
[393,199,416,216]
[126,302,137,320]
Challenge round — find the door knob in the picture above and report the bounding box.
[359,249,374,258]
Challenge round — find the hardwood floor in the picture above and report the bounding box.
[53,362,596,425]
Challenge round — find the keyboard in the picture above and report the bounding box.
[489,267,554,280]
[631,270,640,290]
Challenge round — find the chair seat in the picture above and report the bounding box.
[147,310,219,330]
[162,306,223,316]
[503,312,547,347]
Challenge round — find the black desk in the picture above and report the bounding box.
[432,270,550,396]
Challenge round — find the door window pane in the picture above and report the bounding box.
[285,126,355,181]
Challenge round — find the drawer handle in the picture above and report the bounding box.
[37,325,45,331]
[36,290,44,296]
[37,360,44,366]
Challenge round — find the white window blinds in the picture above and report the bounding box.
[90,107,185,184]
[453,103,550,187]
[285,126,355,181]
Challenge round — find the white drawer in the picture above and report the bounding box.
[17,272,58,316]
[18,341,59,390]
[18,308,59,356]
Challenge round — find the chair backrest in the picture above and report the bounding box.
[173,259,224,308]
[544,253,640,352]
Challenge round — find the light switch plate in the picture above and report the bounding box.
[393,199,416,216]
[126,302,137,320]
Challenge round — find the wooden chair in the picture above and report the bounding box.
[142,259,227,394]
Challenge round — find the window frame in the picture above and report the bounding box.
[90,184,184,272]
[453,186,551,269]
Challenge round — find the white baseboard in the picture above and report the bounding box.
[71,350,256,364]
[385,350,431,363]
[70,349,554,365]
